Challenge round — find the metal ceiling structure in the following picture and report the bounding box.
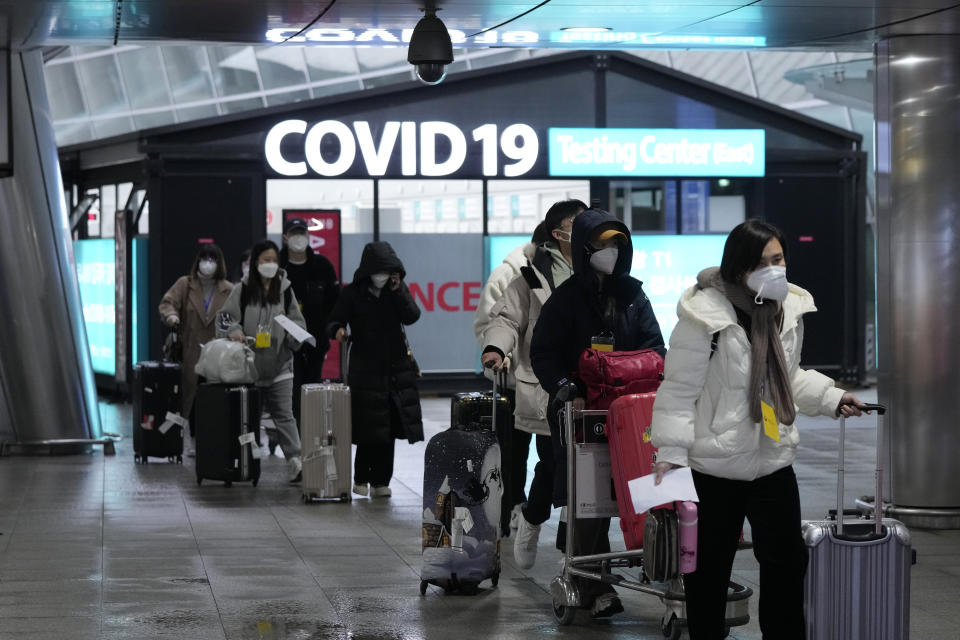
[0,1,959,50]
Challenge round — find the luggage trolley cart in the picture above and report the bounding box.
[550,402,753,638]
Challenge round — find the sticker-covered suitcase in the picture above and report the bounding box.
[421,381,503,595]
[194,384,262,487]
[132,361,184,464]
[802,404,913,640]
[450,383,513,535]
[300,383,352,503]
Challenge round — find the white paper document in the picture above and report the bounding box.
[274,314,316,347]
[627,467,700,515]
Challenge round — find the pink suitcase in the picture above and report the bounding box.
[607,393,659,549]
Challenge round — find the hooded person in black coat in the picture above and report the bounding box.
[326,241,423,497]
[530,208,665,618]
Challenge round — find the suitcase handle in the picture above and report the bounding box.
[836,402,887,537]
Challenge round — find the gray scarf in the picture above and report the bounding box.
[697,267,796,426]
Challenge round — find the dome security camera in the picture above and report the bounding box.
[407,8,453,86]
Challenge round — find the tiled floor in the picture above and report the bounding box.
[1,388,958,639]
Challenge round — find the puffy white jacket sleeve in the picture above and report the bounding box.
[789,317,846,418]
[650,317,713,467]
[473,262,515,344]
[482,276,528,359]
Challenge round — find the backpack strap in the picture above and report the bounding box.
[708,331,720,359]
[519,265,542,290]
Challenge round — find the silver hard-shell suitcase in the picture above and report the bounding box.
[802,403,912,640]
[301,382,352,503]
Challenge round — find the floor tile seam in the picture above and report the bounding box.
[99,449,106,635]
[179,487,228,639]
[0,462,35,561]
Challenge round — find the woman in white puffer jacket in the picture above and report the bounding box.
[650,220,867,640]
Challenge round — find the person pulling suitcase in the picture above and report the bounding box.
[650,220,868,639]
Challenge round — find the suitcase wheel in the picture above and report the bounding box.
[224,481,232,488]
[196,477,202,486]
[133,455,139,463]
[252,478,258,487]
[419,580,428,596]
[491,572,499,588]
[177,456,183,464]
[339,493,350,503]
[660,613,681,640]
[553,602,575,626]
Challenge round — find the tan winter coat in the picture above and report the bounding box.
[158,275,233,416]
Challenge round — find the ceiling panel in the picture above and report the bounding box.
[4,1,959,52]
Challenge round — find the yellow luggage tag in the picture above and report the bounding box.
[255,322,272,349]
[591,335,614,352]
[761,400,780,442]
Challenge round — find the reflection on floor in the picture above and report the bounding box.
[0,389,958,639]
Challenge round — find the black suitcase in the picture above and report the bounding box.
[194,384,262,487]
[451,381,513,535]
[132,361,184,464]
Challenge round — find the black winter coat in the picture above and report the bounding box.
[280,246,340,355]
[326,242,424,445]
[530,209,666,506]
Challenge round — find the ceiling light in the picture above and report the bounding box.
[561,27,612,33]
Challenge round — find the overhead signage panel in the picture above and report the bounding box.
[264,119,539,179]
[548,128,765,177]
[264,27,765,49]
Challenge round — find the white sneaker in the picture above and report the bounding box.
[287,456,302,483]
[353,482,369,496]
[509,504,523,532]
[513,511,541,570]
[371,485,392,498]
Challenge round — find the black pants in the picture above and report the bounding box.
[521,434,554,526]
[510,427,531,509]
[686,466,808,640]
[292,346,326,434]
[354,442,395,486]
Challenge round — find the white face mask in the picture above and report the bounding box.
[288,235,309,253]
[198,259,217,278]
[241,263,249,279]
[370,273,390,289]
[258,262,279,279]
[746,265,788,303]
[589,247,619,275]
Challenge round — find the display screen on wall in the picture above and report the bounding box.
[548,128,765,177]
[487,234,727,343]
[74,239,116,376]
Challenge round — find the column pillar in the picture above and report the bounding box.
[876,36,960,527]
[0,50,100,444]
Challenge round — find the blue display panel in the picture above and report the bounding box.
[548,128,765,177]
[73,239,116,376]
[132,237,149,365]
[486,234,728,344]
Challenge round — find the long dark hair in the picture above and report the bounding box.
[190,243,227,281]
[719,219,789,285]
[242,240,282,307]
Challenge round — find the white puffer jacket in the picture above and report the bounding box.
[651,282,846,481]
[482,251,552,435]
[473,243,532,390]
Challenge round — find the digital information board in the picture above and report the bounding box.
[74,239,116,376]
[548,128,765,178]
